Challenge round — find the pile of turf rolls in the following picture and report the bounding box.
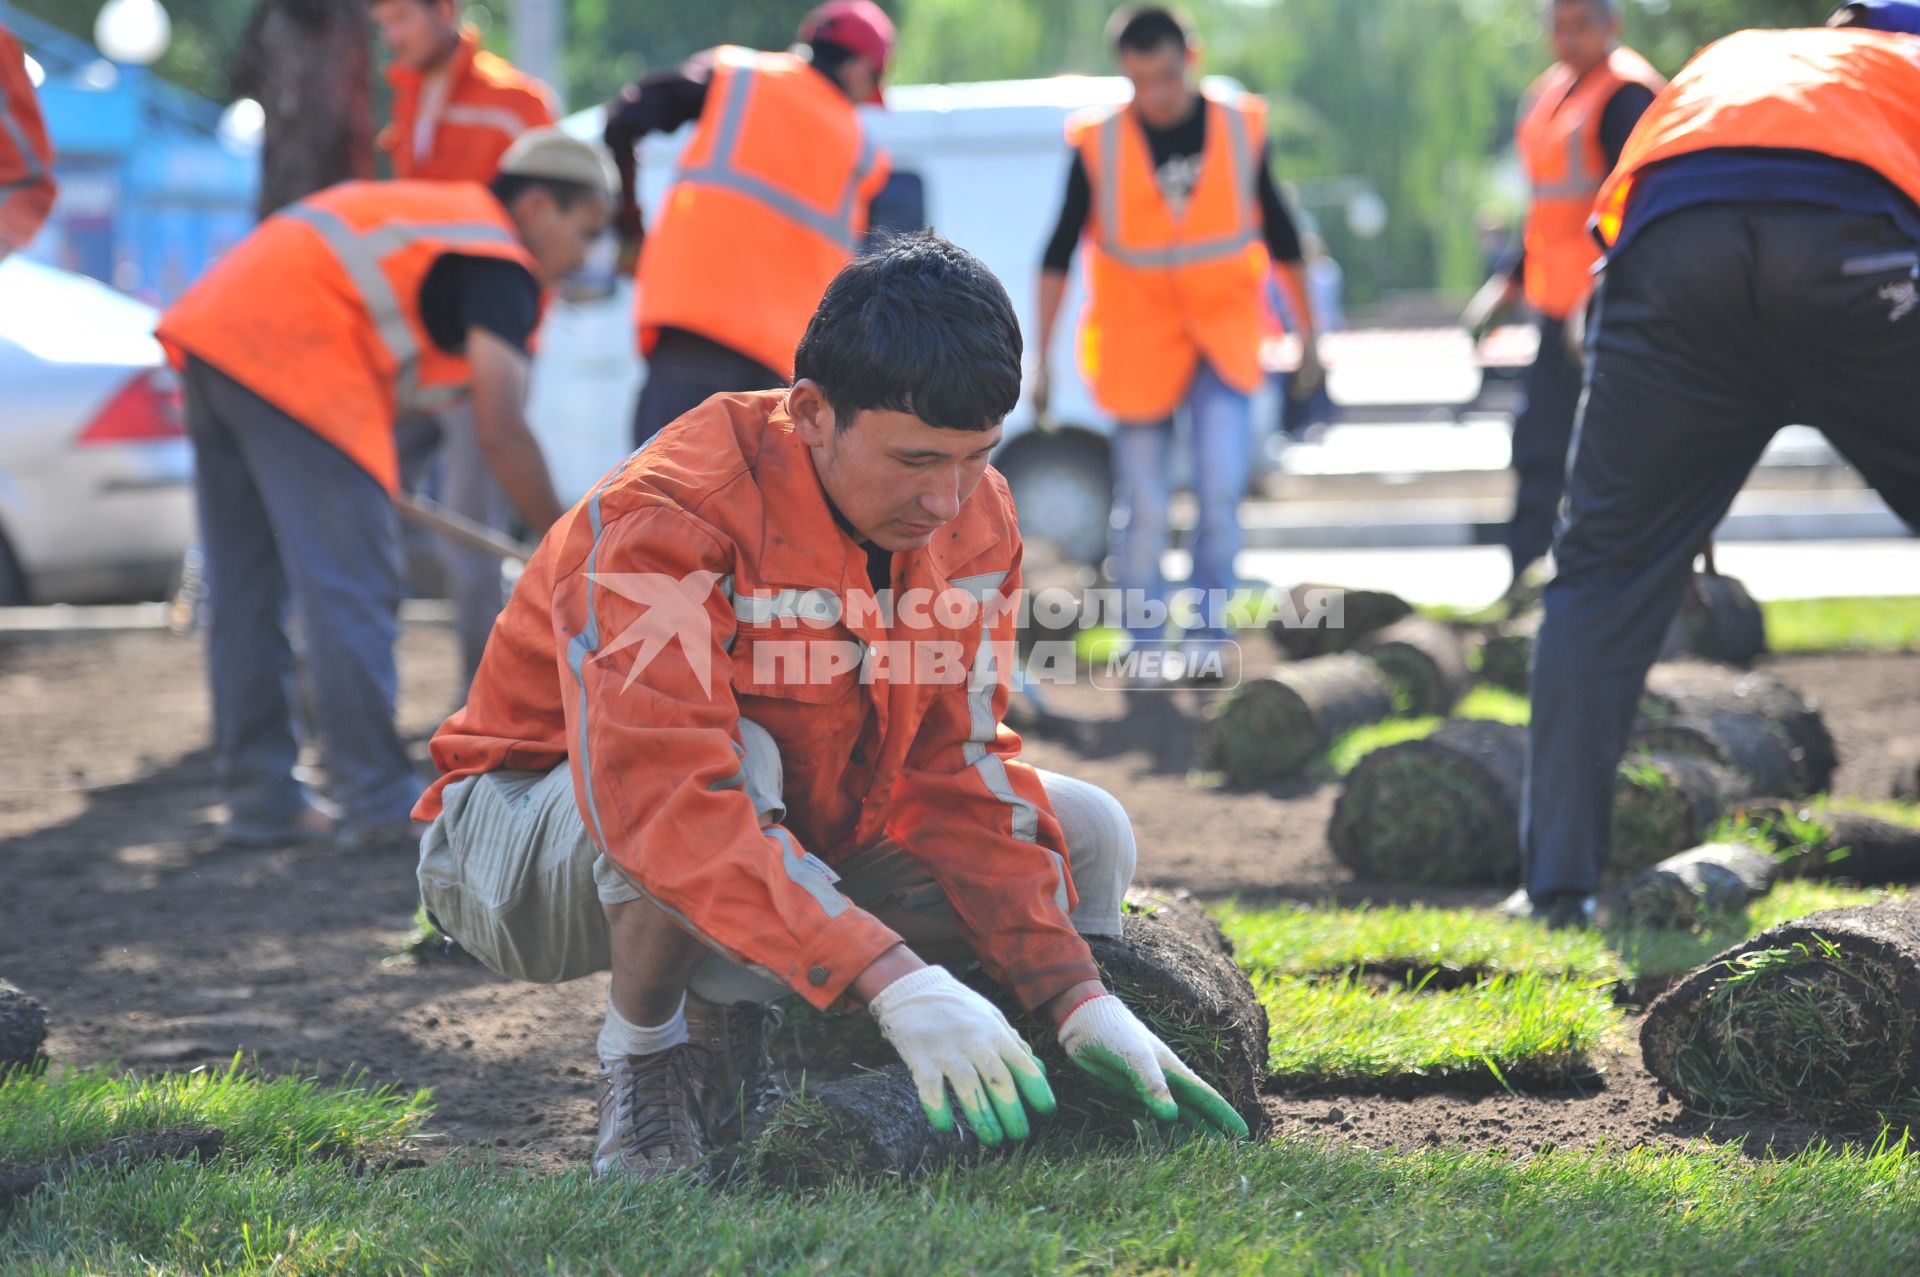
[1640,662,1837,794]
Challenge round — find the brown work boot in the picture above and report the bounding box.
[683,995,783,1143]
[593,1044,706,1180]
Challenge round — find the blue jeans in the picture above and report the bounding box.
[183,358,423,833]
[1109,362,1251,645]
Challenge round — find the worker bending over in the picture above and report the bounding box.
[604,0,894,446]
[371,0,559,691]
[1464,0,1662,599]
[415,234,1247,1181]
[156,130,609,850]
[0,22,56,261]
[1033,5,1319,668]
[1519,5,1920,926]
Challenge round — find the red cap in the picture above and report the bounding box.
[800,0,895,104]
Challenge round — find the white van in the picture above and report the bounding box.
[535,74,1278,563]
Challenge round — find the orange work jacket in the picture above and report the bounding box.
[157,181,537,492]
[417,390,1097,1013]
[1068,89,1270,422]
[1597,27,1920,249]
[0,25,55,252]
[1517,46,1665,320]
[636,47,890,379]
[382,29,557,183]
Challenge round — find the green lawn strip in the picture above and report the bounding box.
[1607,882,1910,983]
[1762,596,1920,654]
[0,1057,428,1168]
[1220,900,1622,986]
[1324,685,1531,776]
[1258,972,1621,1089]
[14,1125,1915,1275]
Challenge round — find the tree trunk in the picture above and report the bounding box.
[232,0,375,218]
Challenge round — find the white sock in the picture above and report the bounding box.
[598,991,688,1064]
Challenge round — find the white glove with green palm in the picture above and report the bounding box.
[1057,994,1250,1138]
[868,966,1056,1145]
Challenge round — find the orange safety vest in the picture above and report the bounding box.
[157,181,537,492]
[1596,27,1920,249]
[381,29,557,183]
[1069,90,1271,422]
[636,47,891,379]
[1516,46,1665,320]
[0,24,56,252]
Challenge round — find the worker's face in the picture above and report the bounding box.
[788,381,1002,553]
[1118,41,1198,130]
[514,189,613,286]
[371,0,460,71]
[836,55,883,106]
[1547,0,1618,75]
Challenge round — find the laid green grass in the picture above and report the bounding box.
[1324,685,1531,775]
[1220,900,1622,985]
[7,1066,1918,1276]
[1259,972,1621,1088]
[0,1056,427,1167]
[1762,596,1920,654]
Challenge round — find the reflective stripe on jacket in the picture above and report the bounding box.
[417,390,1098,1012]
[0,25,56,252]
[1517,46,1664,320]
[635,47,891,378]
[382,30,557,183]
[1068,90,1270,422]
[156,180,537,491]
[1597,28,1920,249]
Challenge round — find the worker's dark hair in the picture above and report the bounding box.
[807,36,858,83]
[793,231,1022,433]
[489,172,599,211]
[1107,4,1194,56]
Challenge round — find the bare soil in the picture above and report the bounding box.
[2,625,1916,1169]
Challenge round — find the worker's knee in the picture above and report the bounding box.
[1036,769,1137,937]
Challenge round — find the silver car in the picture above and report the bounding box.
[0,256,194,604]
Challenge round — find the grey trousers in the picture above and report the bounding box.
[418,719,1138,1002]
[1523,204,1920,899]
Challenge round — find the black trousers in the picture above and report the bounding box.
[1507,315,1585,578]
[631,328,786,448]
[1523,203,1920,899]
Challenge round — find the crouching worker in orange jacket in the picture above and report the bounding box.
[156,129,611,851]
[414,232,1249,1181]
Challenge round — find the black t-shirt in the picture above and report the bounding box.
[1041,98,1304,273]
[418,255,542,356]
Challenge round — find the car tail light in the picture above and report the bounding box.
[77,370,185,447]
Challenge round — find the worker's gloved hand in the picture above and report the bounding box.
[1462,274,1516,345]
[868,966,1056,1145]
[1057,993,1250,1139]
[1030,364,1053,423]
[1290,337,1325,401]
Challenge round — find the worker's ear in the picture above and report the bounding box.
[787,379,838,447]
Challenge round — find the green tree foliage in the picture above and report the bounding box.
[13,0,1840,297]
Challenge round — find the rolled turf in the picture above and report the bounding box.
[1628,714,1801,799]
[1477,612,1539,696]
[1199,653,1395,785]
[741,908,1270,1183]
[1270,586,1413,659]
[0,983,47,1077]
[1736,800,1920,886]
[1641,901,1920,1122]
[1617,843,1781,931]
[1640,662,1838,795]
[1328,719,1527,886]
[1670,570,1768,667]
[1360,616,1471,717]
[1610,753,1746,883]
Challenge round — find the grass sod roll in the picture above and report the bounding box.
[1360,616,1472,717]
[1476,612,1540,695]
[742,909,1270,1183]
[0,982,48,1077]
[1610,753,1746,883]
[1641,902,1920,1123]
[1617,843,1782,931]
[1640,661,1837,795]
[1270,586,1414,659]
[1199,653,1395,785]
[1328,719,1527,885]
[1672,571,1768,667]
[1737,801,1920,886]
[1628,714,1800,799]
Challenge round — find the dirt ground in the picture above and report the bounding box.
[3,623,1915,1168]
